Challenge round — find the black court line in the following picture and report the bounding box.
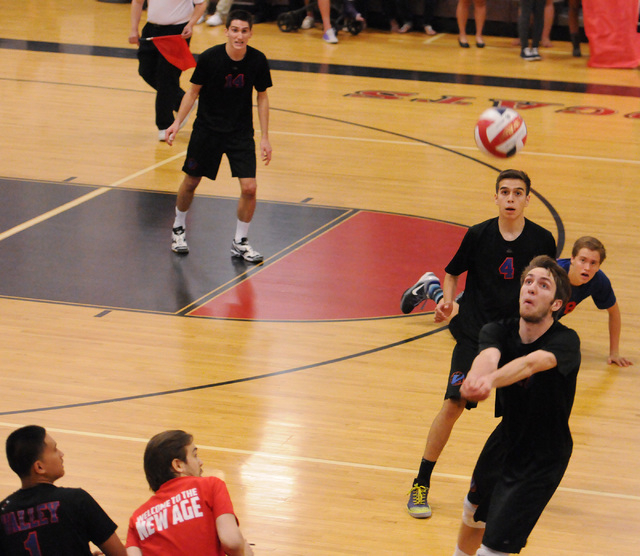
[0,325,449,416]
[1,37,639,98]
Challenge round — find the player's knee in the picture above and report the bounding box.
[444,397,466,418]
[240,180,257,198]
[461,495,485,529]
[182,175,201,193]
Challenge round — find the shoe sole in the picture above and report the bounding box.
[230,250,263,263]
[407,508,432,518]
[172,247,189,254]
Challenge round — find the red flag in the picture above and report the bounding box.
[150,35,196,71]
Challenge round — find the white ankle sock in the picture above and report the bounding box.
[235,220,250,243]
[477,544,508,556]
[173,208,187,229]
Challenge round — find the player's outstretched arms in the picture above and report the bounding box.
[460,375,492,402]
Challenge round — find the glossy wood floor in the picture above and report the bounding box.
[1,1,639,554]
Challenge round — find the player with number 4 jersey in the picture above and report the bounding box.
[406,169,556,520]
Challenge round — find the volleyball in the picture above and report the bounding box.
[474,107,527,158]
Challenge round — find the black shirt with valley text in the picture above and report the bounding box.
[0,483,117,555]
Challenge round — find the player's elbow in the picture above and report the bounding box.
[217,514,247,556]
[527,350,557,376]
[221,536,247,556]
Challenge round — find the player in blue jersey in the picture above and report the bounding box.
[404,235,632,368]
[558,236,632,367]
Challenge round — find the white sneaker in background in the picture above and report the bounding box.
[323,28,338,44]
[206,12,223,27]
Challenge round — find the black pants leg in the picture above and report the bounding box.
[138,22,187,130]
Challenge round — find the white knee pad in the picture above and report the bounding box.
[477,544,508,556]
[461,495,485,529]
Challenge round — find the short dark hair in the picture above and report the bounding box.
[571,236,606,264]
[143,430,193,492]
[226,9,253,29]
[6,425,47,479]
[521,255,572,318]
[495,169,531,195]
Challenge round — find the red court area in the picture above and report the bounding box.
[190,211,467,321]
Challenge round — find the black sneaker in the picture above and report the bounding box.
[400,271,442,314]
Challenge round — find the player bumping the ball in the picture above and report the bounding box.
[405,169,557,519]
[452,255,580,556]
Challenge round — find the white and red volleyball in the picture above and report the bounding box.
[474,107,527,158]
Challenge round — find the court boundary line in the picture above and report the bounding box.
[2,37,640,98]
[0,152,186,243]
[0,421,637,503]
[0,326,450,416]
[270,130,640,166]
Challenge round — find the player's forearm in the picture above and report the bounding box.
[607,303,622,355]
[174,87,199,125]
[189,3,206,26]
[467,347,501,380]
[488,350,557,389]
[130,0,144,35]
[442,273,458,304]
[257,92,270,139]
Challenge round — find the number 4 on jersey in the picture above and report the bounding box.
[499,257,515,279]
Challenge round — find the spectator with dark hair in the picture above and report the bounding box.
[0,425,126,556]
[126,430,253,556]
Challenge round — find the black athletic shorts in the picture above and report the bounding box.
[445,316,479,409]
[468,425,571,553]
[183,127,256,180]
